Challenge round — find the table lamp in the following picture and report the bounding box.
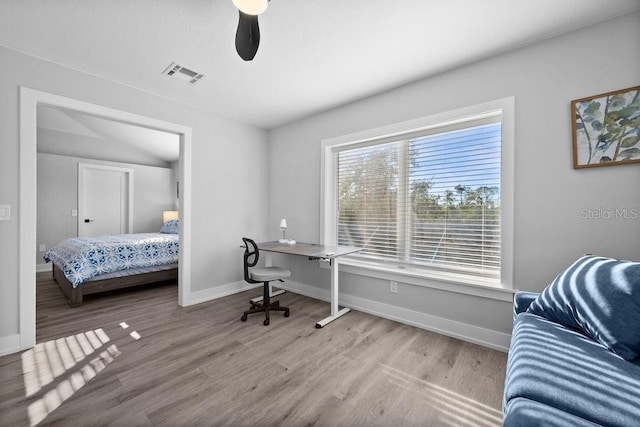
[163,210,179,223]
[279,219,288,243]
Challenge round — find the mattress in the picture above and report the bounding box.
[44,233,179,287]
[84,262,179,282]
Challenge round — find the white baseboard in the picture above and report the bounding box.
[0,334,21,357]
[36,263,52,273]
[188,278,511,351]
[277,280,511,352]
[189,280,262,306]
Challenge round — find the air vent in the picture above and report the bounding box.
[162,62,205,84]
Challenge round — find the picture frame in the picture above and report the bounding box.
[571,85,640,169]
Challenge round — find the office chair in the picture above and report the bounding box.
[240,237,291,325]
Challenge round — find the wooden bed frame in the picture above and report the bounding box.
[53,264,178,307]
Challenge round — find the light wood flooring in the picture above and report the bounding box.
[0,272,507,426]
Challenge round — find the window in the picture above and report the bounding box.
[322,98,514,289]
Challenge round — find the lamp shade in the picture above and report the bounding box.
[279,218,287,229]
[163,211,179,223]
[232,0,268,15]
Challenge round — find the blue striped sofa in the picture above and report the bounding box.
[503,290,640,426]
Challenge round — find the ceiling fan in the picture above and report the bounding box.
[232,0,269,61]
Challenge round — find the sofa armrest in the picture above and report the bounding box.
[514,291,539,318]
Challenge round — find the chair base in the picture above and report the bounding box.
[241,282,290,326]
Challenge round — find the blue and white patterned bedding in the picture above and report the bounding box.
[44,233,179,287]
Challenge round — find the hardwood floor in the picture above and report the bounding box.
[0,272,507,426]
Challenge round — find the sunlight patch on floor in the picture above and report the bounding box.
[380,363,503,427]
[21,323,142,426]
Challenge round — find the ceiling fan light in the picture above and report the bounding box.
[232,0,268,15]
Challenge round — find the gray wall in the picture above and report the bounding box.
[36,153,175,268]
[2,12,639,353]
[0,45,269,343]
[267,13,640,342]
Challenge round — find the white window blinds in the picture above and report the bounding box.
[334,114,502,281]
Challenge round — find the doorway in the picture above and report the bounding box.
[19,87,193,351]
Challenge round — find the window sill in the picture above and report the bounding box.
[321,257,517,302]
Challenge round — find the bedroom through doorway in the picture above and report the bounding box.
[19,87,193,351]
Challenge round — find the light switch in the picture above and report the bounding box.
[0,205,10,220]
[71,209,78,217]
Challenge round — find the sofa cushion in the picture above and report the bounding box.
[504,397,602,427]
[527,255,640,360]
[504,313,640,427]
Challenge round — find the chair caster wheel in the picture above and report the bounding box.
[241,314,248,321]
[263,318,270,326]
[284,310,290,317]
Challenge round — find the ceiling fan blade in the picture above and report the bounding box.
[235,10,260,61]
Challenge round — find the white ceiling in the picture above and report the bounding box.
[2,0,639,130]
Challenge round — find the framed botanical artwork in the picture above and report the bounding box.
[571,85,640,169]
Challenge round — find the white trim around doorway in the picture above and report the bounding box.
[19,87,193,351]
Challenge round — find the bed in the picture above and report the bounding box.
[44,219,179,306]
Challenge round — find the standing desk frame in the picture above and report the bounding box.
[255,241,362,328]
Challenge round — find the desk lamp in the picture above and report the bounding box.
[279,219,287,243]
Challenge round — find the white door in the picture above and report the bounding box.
[78,164,134,237]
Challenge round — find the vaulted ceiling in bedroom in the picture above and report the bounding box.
[37,105,180,168]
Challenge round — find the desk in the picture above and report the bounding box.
[256,241,362,328]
